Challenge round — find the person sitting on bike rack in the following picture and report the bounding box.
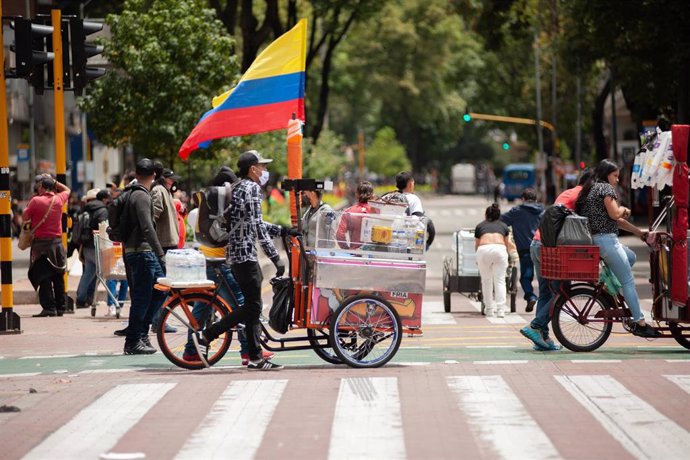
[182,167,275,366]
[192,150,299,370]
[474,203,518,318]
[575,159,661,338]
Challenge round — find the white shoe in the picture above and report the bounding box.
[105,305,117,317]
[496,309,505,318]
[485,308,495,317]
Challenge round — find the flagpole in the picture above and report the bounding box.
[286,113,304,325]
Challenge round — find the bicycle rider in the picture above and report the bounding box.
[192,150,299,370]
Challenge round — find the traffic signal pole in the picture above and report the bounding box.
[0,6,21,334]
[467,112,556,138]
[51,10,69,299]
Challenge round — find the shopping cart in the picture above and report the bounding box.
[93,230,128,318]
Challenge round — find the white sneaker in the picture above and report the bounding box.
[485,308,495,317]
[105,305,117,317]
[496,309,506,318]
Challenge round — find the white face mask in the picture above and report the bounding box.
[259,170,270,186]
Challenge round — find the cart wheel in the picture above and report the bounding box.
[157,293,233,370]
[307,328,342,364]
[669,322,690,350]
[91,306,96,317]
[509,266,518,313]
[329,294,402,368]
[115,306,121,319]
[443,265,451,313]
[551,285,613,352]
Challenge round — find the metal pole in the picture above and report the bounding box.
[26,0,35,196]
[610,70,618,162]
[534,29,545,199]
[51,10,70,304]
[576,74,582,167]
[0,6,22,333]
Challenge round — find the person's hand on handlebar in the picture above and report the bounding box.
[281,226,302,237]
[271,255,285,277]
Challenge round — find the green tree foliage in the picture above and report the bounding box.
[80,0,239,163]
[365,127,411,178]
[331,0,484,170]
[303,129,348,180]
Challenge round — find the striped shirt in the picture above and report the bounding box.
[225,178,281,265]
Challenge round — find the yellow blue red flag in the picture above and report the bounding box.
[179,19,307,160]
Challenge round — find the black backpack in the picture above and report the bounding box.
[107,185,147,242]
[538,204,572,247]
[192,182,239,248]
[72,210,92,245]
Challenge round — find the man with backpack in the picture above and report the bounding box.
[75,189,109,310]
[192,150,298,370]
[109,158,166,355]
[381,171,435,249]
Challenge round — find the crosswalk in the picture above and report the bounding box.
[426,208,481,218]
[7,373,690,459]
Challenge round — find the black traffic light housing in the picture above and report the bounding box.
[70,18,105,96]
[9,18,54,93]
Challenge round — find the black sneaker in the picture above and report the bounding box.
[140,336,156,351]
[191,331,210,368]
[526,299,536,313]
[32,309,57,317]
[123,339,157,355]
[631,322,662,338]
[114,327,129,336]
[247,359,283,371]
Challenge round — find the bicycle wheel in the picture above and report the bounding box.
[551,286,614,352]
[157,292,233,370]
[669,322,690,350]
[329,294,402,368]
[307,328,342,364]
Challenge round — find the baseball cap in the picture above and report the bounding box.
[135,158,155,176]
[162,169,180,181]
[84,188,100,201]
[237,150,272,170]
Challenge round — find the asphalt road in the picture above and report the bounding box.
[1,193,689,460]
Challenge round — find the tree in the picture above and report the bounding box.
[365,127,411,178]
[80,0,239,170]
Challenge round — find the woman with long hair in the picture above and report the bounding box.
[336,181,375,250]
[475,203,517,318]
[575,159,660,337]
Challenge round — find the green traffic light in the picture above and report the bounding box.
[502,142,510,150]
[463,113,471,123]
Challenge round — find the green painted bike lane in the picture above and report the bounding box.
[1,346,688,376]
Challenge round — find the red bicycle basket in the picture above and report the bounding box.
[540,245,600,281]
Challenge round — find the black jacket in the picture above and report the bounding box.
[82,199,109,248]
[123,184,164,258]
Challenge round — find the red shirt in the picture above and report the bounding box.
[23,191,69,239]
[533,185,582,242]
[336,202,375,250]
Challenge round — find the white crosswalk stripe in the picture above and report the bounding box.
[556,375,690,459]
[23,383,176,460]
[447,376,561,460]
[329,377,405,459]
[175,379,287,460]
[11,373,690,459]
[468,299,527,324]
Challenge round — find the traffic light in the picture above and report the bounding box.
[70,18,105,96]
[502,142,510,151]
[463,110,471,123]
[10,18,54,93]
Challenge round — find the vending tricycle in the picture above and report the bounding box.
[154,179,428,369]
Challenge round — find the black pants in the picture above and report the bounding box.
[38,273,66,313]
[205,260,263,361]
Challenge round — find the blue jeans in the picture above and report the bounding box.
[529,240,561,334]
[519,250,537,301]
[592,233,642,321]
[106,279,128,306]
[184,261,249,355]
[123,251,166,345]
[76,247,97,305]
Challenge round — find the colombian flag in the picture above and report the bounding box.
[179,19,307,160]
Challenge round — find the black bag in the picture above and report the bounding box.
[538,204,572,247]
[106,185,146,242]
[268,276,294,334]
[557,214,592,245]
[72,210,92,246]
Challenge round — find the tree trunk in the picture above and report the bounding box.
[592,77,611,162]
[240,0,282,72]
[311,36,335,142]
[210,0,239,35]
